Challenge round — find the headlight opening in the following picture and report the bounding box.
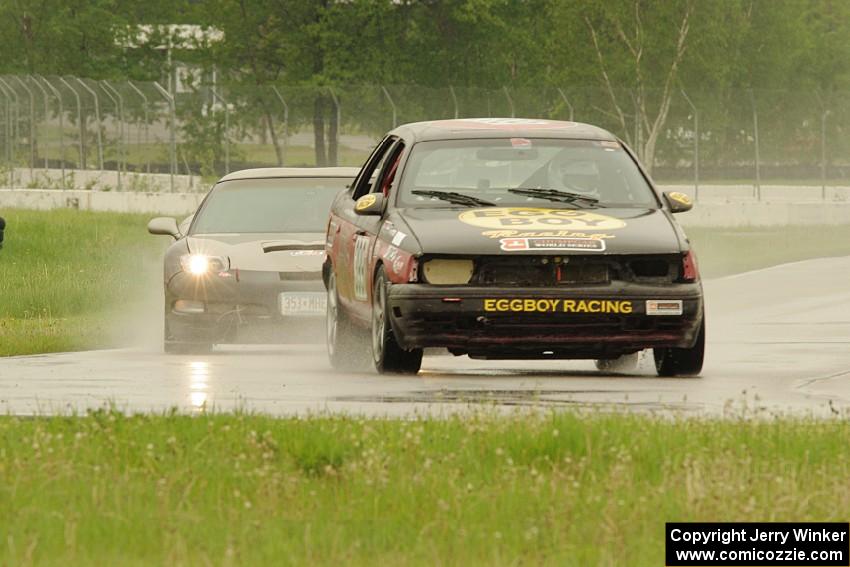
[422,258,474,285]
[180,254,229,276]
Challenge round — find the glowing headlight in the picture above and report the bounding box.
[422,259,474,285]
[180,254,228,276]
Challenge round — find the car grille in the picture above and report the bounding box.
[468,254,679,286]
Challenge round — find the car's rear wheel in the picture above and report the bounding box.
[371,270,422,374]
[327,271,369,371]
[653,317,705,377]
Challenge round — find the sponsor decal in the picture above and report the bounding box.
[667,192,692,206]
[327,219,339,250]
[481,229,615,240]
[460,207,627,231]
[391,231,406,246]
[646,299,683,316]
[356,194,377,211]
[383,245,406,275]
[432,118,576,132]
[483,298,633,314]
[510,137,532,149]
[499,237,606,252]
[289,250,325,256]
[447,118,567,129]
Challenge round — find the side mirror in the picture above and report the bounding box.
[664,191,693,213]
[354,193,386,216]
[148,217,180,238]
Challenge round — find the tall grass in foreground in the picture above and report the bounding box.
[0,209,164,355]
[1,412,848,566]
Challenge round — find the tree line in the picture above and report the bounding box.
[1,0,848,173]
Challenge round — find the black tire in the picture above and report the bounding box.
[371,270,423,374]
[653,317,705,377]
[163,317,212,355]
[326,271,370,371]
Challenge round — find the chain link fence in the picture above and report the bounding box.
[0,74,848,197]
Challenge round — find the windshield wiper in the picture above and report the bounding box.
[411,190,495,207]
[508,188,600,207]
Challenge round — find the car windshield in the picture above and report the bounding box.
[191,177,349,234]
[398,138,658,208]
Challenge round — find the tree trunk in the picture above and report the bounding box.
[262,102,283,166]
[642,136,657,175]
[327,100,338,166]
[313,94,326,166]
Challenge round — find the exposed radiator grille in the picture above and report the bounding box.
[465,254,679,286]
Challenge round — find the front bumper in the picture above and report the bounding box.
[165,270,326,344]
[387,282,703,359]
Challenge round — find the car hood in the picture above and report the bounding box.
[186,232,326,272]
[393,206,683,256]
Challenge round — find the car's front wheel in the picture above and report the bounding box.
[653,317,705,377]
[326,271,369,371]
[371,270,422,374]
[163,317,212,354]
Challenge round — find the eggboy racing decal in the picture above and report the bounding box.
[459,208,627,231]
[499,237,606,252]
[483,298,633,314]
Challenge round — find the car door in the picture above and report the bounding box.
[347,139,407,322]
[329,136,397,319]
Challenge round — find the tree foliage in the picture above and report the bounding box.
[2,0,848,170]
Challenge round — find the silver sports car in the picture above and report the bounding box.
[148,167,359,353]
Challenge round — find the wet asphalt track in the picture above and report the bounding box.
[2,256,850,417]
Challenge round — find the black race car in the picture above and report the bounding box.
[324,119,704,376]
[149,166,359,353]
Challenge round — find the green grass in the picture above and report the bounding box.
[0,209,164,356]
[32,142,371,172]
[1,411,848,565]
[686,224,850,277]
[230,143,371,167]
[109,142,369,170]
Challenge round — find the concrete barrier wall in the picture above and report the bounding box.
[661,184,850,203]
[0,189,205,216]
[676,202,850,227]
[3,185,850,227]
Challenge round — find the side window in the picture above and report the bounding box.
[374,143,405,197]
[352,136,397,200]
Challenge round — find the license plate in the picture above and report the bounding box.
[279,293,326,316]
